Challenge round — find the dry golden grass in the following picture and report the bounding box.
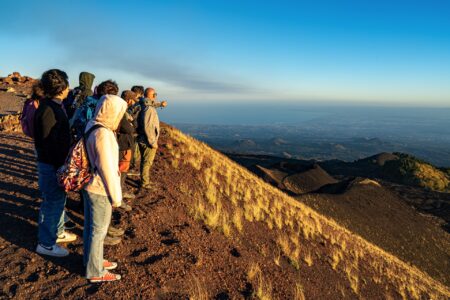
[166,126,450,299]
[293,283,306,300]
[170,159,179,169]
[273,248,281,267]
[232,210,243,233]
[303,250,313,267]
[330,248,343,270]
[344,265,359,294]
[221,212,232,237]
[189,275,209,300]
[247,262,261,281]
[247,263,272,300]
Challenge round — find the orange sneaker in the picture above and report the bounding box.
[103,260,118,270]
[89,272,121,283]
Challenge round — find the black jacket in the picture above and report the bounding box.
[34,98,71,168]
[117,113,135,151]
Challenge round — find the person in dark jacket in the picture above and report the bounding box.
[34,69,76,257]
[64,71,95,119]
[131,85,144,101]
[118,90,136,201]
[128,86,144,171]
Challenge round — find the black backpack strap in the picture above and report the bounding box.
[84,124,103,140]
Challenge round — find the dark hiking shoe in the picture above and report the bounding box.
[108,225,125,237]
[64,220,77,230]
[104,236,121,246]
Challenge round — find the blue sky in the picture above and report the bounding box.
[1,0,449,106]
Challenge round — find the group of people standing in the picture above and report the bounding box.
[32,69,167,282]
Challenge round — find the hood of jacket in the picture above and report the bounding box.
[85,94,127,132]
[78,72,95,95]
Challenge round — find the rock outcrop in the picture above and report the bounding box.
[0,72,36,133]
[0,72,36,86]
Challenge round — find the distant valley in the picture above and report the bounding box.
[173,115,450,167]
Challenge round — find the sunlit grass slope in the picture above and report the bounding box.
[164,125,450,299]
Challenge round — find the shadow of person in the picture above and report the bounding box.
[0,181,40,199]
[0,212,85,276]
[0,144,35,163]
[0,133,34,145]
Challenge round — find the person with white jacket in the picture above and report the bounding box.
[82,93,127,283]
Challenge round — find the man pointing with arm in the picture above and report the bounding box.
[136,87,167,190]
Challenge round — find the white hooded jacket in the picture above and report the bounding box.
[84,94,127,207]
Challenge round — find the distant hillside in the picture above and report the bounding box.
[321,152,450,192]
[383,153,450,192]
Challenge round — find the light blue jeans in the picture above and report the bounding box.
[37,162,66,247]
[82,190,112,278]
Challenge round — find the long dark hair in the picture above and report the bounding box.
[31,81,45,101]
[40,69,69,98]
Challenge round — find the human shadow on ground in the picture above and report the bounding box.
[0,133,33,145]
[0,211,84,276]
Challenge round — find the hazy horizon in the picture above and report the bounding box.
[1,0,450,106]
[160,102,450,126]
[163,103,450,167]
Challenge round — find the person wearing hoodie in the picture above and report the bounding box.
[34,69,77,257]
[64,71,95,120]
[69,80,126,245]
[136,87,167,189]
[82,92,127,283]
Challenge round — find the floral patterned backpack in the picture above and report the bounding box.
[56,124,103,192]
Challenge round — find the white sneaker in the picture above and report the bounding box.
[36,244,69,257]
[56,231,77,243]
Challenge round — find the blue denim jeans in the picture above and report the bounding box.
[82,190,112,278]
[37,162,66,247]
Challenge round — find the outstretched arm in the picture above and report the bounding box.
[151,100,167,108]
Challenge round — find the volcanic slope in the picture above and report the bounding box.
[0,126,449,299]
[229,153,450,285]
[304,178,450,286]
